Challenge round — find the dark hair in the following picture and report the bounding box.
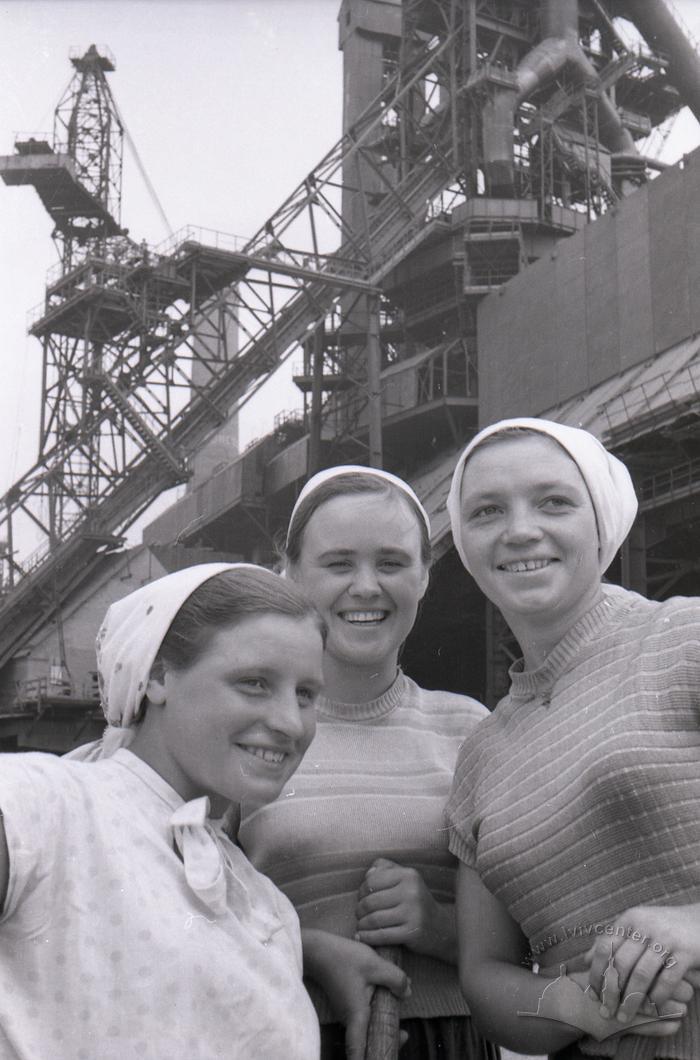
[284,473,432,567]
[153,567,325,675]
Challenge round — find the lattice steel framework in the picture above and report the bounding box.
[0,2,690,668]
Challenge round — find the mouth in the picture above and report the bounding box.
[338,610,389,625]
[497,558,556,573]
[238,744,288,765]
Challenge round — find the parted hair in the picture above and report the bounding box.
[284,473,432,567]
[154,567,325,674]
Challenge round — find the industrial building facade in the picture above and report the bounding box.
[0,0,699,749]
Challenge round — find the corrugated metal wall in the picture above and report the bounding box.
[478,145,700,424]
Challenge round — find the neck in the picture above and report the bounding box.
[505,582,604,671]
[321,653,399,705]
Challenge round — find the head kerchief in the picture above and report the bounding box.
[446,418,638,575]
[69,562,259,760]
[287,465,430,550]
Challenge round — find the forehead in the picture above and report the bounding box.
[461,435,587,496]
[201,613,324,669]
[303,490,422,549]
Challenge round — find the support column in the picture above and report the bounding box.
[366,293,383,468]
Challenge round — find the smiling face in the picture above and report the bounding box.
[144,613,324,811]
[458,434,602,633]
[289,491,430,675]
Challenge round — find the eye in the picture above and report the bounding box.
[540,496,574,511]
[237,677,267,693]
[325,559,352,570]
[469,503,501,520]
[378,558,405,571]
[296,686,318,707]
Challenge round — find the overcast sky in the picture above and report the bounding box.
[0,0,699,517]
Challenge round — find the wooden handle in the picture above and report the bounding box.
[364,945,404,1060]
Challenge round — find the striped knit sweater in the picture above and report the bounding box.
[240,672,489,1023]
[445,586,700,1060]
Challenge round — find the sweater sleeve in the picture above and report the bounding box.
[443,731,485,870]
[0,753,69,924]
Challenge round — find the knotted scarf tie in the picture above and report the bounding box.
[169,797,282,944]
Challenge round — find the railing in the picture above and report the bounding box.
[639,456,700,509]
[600,356,700,434]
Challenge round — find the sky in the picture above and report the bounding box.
[0,0,699,545]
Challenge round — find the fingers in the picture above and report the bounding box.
[614,943,666,1022]
[372,959,411,1000]
[356,924,410,947]
[357,859,404,900]
[357,884,401,920]
[344,1007,371,1060]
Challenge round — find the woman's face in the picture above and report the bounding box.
[146,613,324,810]
[458,435,601,626]
[290,491,429,671]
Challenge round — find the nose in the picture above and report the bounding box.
[349,563,381,598]
[502,502,543,545]
[267,689,307,742]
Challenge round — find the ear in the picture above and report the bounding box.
[144,674,167,707]
[417,563,431,602]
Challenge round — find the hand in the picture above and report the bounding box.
[355,858,456,961]
[302,929,410,1060]
[585,904,700,1024]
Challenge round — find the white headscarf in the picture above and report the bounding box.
[287,465,430,550]
[446,418,638,575]
[69,562,259,760]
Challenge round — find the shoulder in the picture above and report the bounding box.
[402,675,490,729]
[604,585,700,647]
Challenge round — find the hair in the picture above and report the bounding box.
[153,567,325,676]
[284,473,432,567]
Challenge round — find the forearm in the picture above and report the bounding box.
[410,901,458,964]
[301,927,338,981]
[460,958,582,1054]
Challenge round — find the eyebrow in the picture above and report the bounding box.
[462,480,584,502]
[317,547,413,559]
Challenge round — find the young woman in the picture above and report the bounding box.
[239,467,498,1060]
[443,418,700,1060]
[0,563,325,1059]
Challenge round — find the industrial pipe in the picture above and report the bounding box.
[619,0,700,124]
[482,0,635,196]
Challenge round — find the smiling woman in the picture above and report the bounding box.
[442,419,700,1060]
[239,466,498,1060]
[0,563,325,1059]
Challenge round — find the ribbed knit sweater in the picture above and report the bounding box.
[240,672,489,1023]
[445,586,700,1060]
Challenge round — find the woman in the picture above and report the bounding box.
[0,563,325,1059]
[443,418,700,1060]
[239,466,498,1060]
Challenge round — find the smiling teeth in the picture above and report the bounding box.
[241,746,286,763]
[342,611,387,623]
[500,559,551,573]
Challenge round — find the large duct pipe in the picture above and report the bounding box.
[619,0,700,124]
[482,0,635,195]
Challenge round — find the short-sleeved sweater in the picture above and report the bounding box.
[239,671,489,1023]
[0,749,320,1060]
[445,586,700,1060]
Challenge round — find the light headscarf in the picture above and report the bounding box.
[70,562,259,760]
[287,465,431,551]
[446,418,638,575]
[71,561,295,929]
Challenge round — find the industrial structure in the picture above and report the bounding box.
[0,0,699,749]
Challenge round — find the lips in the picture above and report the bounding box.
[497,558,555,573]
[339,610,389,624]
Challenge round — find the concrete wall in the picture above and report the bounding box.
[0,546,168,712]
[477,146,700,424]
